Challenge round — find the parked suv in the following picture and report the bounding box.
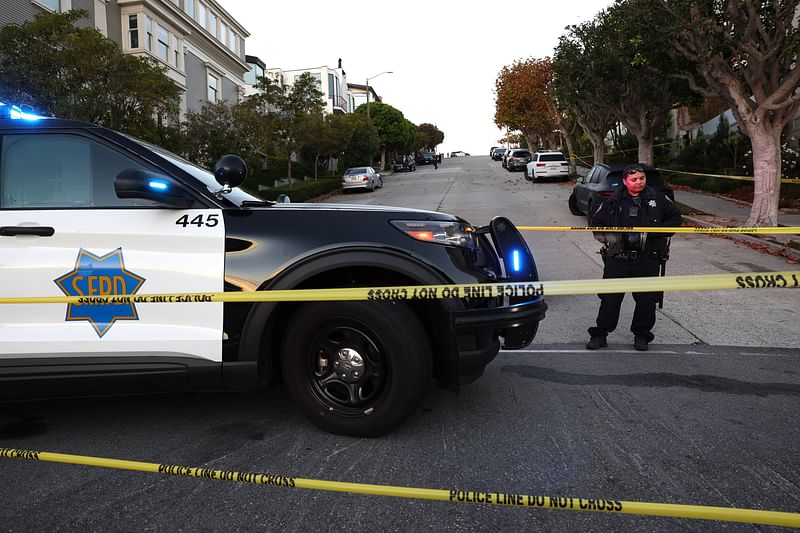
[526,151,570,181]
[492,147,507,161]
[0,104,547,437]
[569,163,674,220]
[505,149,532,172]
[416,152,435,165]
[393,154,416,172]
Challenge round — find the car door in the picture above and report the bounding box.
[0,130,225,366]
[575,166,595,212]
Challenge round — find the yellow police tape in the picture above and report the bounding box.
[657,167,800,185]
[1,448,798,527]
[0,271,797,306]
[518,225,800,234]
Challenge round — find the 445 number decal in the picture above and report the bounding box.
[175,214,219,228]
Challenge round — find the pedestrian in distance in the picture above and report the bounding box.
[586,164,682,351]
[433,154,438,169]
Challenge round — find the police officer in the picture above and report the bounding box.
[586,164,682,351]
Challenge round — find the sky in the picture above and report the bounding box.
[221,0,613,157]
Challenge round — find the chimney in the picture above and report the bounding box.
[338,58,342,68]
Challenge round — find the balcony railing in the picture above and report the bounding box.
[329,95,348,112]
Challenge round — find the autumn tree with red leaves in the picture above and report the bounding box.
[494,58,559,151]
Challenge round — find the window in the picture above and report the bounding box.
[220,22,227,47]
[1,134,154,208]
[144,15,153,51]
[208,12,217,37]
[157,24,169,61]
[228,31,236,52]
[171,35,179,67]
[184,0,194,18]
[328,73,334,98]
[207,73,218,101]
[198,2,206,28]
[34,0,60,11]
[128,14,139,49]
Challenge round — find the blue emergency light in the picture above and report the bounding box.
[511,249,522,272]
[0,101,45,121]
[148,179,169,191]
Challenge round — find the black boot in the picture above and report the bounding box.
[586,336,608,350]
[634,335,649,351]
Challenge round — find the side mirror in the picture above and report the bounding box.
[115,169,194,208]
[213,154,247,189]
[276,194,291,203]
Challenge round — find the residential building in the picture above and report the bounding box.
[348,83,381,112]
[264,59,354,115]
[0,0,250,117]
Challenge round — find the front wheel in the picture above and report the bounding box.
[568,192,583,216]
[281,301,432,437]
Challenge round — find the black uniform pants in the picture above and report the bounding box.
[588,256,662,342]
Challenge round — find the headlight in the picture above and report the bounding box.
[391,220,479,250]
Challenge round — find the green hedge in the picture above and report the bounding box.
[243,176,341,203]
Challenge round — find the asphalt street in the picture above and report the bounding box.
[1,156,798,532]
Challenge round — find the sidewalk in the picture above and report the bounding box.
[673,189,800,261]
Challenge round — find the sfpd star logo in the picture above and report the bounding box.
[54,248,146,338]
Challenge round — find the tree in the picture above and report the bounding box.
[0,10,180,144]
[182,100,269,182]
[553,21,618,165]
[593,0,697,165]
[334,113,381,171]
[302,113,341,178]
[416,123,444,151]
[655,0,800,226]
[354,102,415,170]
[494,58,559,150]
[252,72,324,185]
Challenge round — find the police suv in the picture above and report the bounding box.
[0,103,546,437]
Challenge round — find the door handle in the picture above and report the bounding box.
[0,226,55,237]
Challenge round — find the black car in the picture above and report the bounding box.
[492,148,507,161]
[0,106,547,437]
[392,154,416,172]
[416,151,435,165]
[569,163,675,220]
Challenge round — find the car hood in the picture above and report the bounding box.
[255,202,461,220]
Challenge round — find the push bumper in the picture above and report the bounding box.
[451,297,547,383]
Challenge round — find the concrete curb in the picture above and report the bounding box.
[682,215,800,262]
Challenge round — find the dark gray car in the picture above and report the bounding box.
[569,163,674,220]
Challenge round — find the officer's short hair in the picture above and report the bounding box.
[623,165,645,177]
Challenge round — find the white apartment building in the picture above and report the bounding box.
[264,59,354,115]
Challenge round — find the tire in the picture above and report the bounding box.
[524,168,532,180]
[378,176,384,188]
[281,301,432,437]
[568,192,583,216]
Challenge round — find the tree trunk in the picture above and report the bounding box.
[590,134,605,165]
[637,135,653,166]
[287,157,293,187]
[562,133,577,176]
[380,148,386,171]
[314,153,320,179]
[745,127,782,227]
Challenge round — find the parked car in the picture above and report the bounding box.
[450,151,470,157]
[489,147,498,157]
[492,148,507,161]
[569,163,675,220]
[0,103,547,437]
[505,149,532,172]
[393,155,416,172]
[526,151,570,181]
[342,166,383,192]
[416,152,436,165]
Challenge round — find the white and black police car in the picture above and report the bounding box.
[0,103,546,436]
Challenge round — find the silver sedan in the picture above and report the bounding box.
[342,166,383,192]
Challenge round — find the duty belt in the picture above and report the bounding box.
[607,250,660,261]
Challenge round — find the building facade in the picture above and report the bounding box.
[263,60,354,115]
[1,0,250,116]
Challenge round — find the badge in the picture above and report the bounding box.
[648,200,657,208]
[54,248,146,337]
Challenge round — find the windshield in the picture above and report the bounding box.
[123,134,263,205]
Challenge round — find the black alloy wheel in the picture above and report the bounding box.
[281,301,431,437]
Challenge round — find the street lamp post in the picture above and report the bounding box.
[366,70,392,120]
